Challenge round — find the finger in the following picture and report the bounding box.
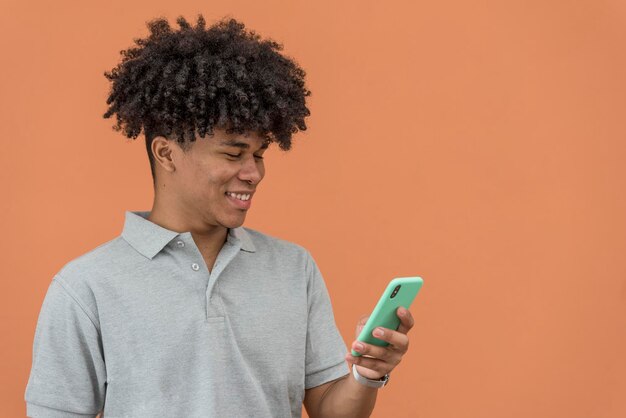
[396,307,415,335]
[351,340,400,364]
[346,354,394,376]
[371,327,410,354]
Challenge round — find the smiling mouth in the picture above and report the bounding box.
[224,192,253,210]
[225,192,251,201]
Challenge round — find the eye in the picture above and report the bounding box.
[254,155,264,160]
[225,153,241,159]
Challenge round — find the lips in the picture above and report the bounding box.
[226,190,254,197]
[225,192,252,210]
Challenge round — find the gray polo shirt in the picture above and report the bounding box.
[25,210,349,417]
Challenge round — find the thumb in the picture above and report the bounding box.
[355,314,369,338]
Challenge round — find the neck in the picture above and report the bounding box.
[147,195,229,258]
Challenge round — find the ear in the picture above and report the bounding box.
[151,136,178,174]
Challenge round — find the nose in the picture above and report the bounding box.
[238,155,264,185]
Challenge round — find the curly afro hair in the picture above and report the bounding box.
[103,14,311,181]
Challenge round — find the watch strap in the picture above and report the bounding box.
[352,364,390,388]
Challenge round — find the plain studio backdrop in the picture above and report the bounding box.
[1,1,625,417]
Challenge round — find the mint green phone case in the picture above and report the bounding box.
[351,277,423,357]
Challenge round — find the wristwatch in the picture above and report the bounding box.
[352,364,390,388]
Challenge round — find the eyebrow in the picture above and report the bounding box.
[219,139,270,150]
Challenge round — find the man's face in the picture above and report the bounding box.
[166,129,268,229]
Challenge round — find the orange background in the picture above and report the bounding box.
[2,1,626,417]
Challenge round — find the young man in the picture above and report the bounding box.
[24,15,414,417]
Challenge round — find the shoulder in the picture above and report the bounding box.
[240,226,313,264]
[240,226,310,256]
[56,236,130,282]
[50,236,132,318]
[240,227,325,290]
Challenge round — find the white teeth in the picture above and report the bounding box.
[227,192,250,201]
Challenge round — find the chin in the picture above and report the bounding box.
[220,215,246,229]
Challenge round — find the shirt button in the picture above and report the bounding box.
[191,263,200,271]
[176,240,185,248]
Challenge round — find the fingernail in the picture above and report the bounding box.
[373,328,384,337]
[354,342,364,352]
[398,307,406,316]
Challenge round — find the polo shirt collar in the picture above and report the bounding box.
[121,210,256,259]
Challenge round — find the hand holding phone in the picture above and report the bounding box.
[351,276,423,357]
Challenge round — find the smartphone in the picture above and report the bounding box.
[351,276,423,357]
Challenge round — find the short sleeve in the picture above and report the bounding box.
[304,251,349,389]
[24,277,107,417]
